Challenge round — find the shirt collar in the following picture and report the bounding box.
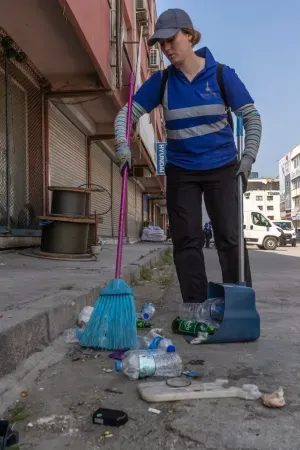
[169,47,217,75]
[195,47,217,69]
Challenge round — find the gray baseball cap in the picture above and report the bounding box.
[147,9,193,47]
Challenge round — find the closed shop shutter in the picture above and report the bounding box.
[90,142,112,237]
[0,71,28,226]
[49,103,87,188]
[112,163,122,237]
[128,180,136,238]
[136,187,143,237]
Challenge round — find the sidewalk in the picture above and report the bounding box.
[0,243,169,378]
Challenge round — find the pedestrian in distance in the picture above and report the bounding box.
[203,222,213,249]
[114,8,262,318]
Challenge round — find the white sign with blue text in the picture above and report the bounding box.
[156,142,167,175]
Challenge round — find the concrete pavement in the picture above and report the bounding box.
[3,247,300,449]
[0,243,169,378]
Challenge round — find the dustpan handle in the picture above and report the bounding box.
[237,114,245,284]
[115,72,135,279]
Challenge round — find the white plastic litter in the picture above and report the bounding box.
[64,328,79,344]
[138,378,262,403]
[78,306,93,327]
[141,226,166,242]
[148,408,161,415]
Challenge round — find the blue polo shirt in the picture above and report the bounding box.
[133,47,254,170]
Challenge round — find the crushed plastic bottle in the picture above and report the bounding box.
[181,298,224,325]
[115,349,182,380]
[140,303,156,321]
[64,328,84,344]
[137,329,176,352]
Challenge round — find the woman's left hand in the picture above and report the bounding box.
[237,154,254,190]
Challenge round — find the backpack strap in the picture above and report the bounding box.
[160,69,169,106]
[216,63,234,131]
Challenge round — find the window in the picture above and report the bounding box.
[295,196,300,208]
[258,206,263,211]
[251,212,271,227]
[292,176,300,190]
[267,196,273,201]
[268,216,274,220]
[244,193,250,199]
[273,221,292,230]
[267,206,274,211]
[293,155,300,169]
[256,196,263,201]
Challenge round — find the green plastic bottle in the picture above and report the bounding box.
[172,317,216,337]
[136,319,152,329]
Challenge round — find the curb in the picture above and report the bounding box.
[0,247,168,379]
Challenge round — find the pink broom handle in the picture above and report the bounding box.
[115,72,135,279]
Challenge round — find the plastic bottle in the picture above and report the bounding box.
[140,303,156,320]
[63,328,84,344]
[182,298,224,324]
[115,349,182,380]
[136,319,152,329]
[172,317,216,337]
[138,333,176,352]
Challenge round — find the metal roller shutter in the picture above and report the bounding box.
[128,180,136,238]
[136,187,143,237]
[49,103,87,188]
[112,163,122,237]
[90,143,112,237]
[0,71,28,226]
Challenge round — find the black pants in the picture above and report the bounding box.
[166,161,252,303]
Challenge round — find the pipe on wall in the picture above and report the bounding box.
[116,0,123,89]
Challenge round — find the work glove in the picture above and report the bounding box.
[116,142,131,174]
[237,154,254,192]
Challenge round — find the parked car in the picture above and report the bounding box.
[272,220,297,247]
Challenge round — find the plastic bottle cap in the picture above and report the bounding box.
[167,345,176,353]
[115,361,122,372]
[143,313,150,320]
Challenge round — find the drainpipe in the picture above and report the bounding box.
[116,0,123,90]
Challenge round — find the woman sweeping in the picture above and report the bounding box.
[114,8,262,319]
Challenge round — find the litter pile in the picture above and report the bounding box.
[141,226,166,242]
[61,297,285,440]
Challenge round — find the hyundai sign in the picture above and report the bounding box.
[156,142,167,175]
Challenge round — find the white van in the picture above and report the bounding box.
[244,210,282,250]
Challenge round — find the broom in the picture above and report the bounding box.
[80,72,137,350]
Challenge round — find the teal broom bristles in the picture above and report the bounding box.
[79,279,137,350]
[79,72,137,350]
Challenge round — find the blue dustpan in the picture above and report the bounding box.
[197,115,260,344]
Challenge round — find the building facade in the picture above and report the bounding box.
[0,0,166,247]
[279,145,300,223]
[244,178,280,221]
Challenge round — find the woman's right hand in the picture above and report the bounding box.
[116,142,132,174]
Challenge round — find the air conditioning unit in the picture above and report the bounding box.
[136,0,146,10]
[148,49,160,69]
[136,10,148,25]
